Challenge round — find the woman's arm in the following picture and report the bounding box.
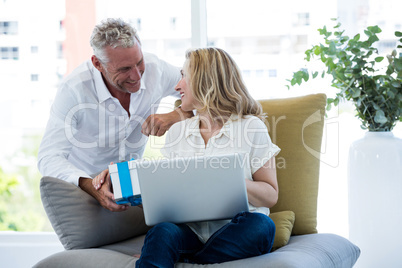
[246,157,279,208]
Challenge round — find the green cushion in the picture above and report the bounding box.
[270,211,295,250]
[259,94,326,235]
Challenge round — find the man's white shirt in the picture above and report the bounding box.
[38,53,181,186]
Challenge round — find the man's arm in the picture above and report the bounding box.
[37,105,92,186]
[140,54,192,137]
[39,127,128,212]
[141,106,193,136]
[37,85,127,211]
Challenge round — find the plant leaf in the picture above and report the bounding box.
[313,46,321,55]
[395,59,402,72]
[353,33,360,41]
[364,30,372,36]
[351,88,361,98]
[368,35,379,44]
[302,69,309,82]
[368,25,382,34]
[387,66,395,75]
[374,110,388,124]
[329,42,337,55]
[351,48,360,54]
[391,81,401,88]
[375,56,384,62]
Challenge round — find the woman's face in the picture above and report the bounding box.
[175,62,199,111]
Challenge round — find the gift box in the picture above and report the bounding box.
[109,160,142,206]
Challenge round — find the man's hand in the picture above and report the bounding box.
[141,107,193,136]
[79,175,129,212]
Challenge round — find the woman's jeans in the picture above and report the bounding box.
[135,211,275,268]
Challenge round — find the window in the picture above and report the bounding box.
[0,21,18,34]
[136,18,142,31]
[295,35,308,52]
[56,42,63,59]
[268,69,277,78]
[378,41,397,54]
[170,17,177,30]
[0,47,18,60]
[295,12,310,26]
[256,36,282,54]
[31,74,39,81]
[226,38,243,54]
[256,69,264,77]
[31,46,39,54]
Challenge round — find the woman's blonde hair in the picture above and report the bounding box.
[185,47,265,123]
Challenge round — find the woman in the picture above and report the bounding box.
[93,47,280,266]
[135,48,280,267]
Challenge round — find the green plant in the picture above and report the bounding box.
[288,19,402,131]
[0,133,52,232]
[0,167,19,230]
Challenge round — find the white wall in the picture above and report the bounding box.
[0,232,64,268]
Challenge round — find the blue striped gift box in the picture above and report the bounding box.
[109,160,142,206]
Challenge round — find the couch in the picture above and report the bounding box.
[34,94,360,267]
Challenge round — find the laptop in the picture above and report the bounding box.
[117,153,249,226]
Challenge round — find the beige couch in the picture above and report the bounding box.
[34,94,360,267]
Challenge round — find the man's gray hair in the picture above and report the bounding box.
[90,18,141,63]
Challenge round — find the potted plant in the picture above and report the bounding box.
[287,19,402,131]
[287,19,402,267]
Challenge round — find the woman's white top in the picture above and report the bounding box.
[161,114,280,243]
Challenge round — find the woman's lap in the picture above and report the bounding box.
[189,212,275,264]
[136,212,275,267]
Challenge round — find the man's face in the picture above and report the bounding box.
[94,42,145,94]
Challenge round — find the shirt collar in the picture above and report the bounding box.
[92,63,147,103]
[185,114,237,140]
[185,116,202,138]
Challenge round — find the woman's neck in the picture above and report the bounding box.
[198,113,225,147]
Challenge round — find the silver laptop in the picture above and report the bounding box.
[132,153,249,226]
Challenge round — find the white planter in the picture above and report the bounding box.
[348,132,402,268]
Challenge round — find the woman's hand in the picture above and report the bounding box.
[92,162,113,190]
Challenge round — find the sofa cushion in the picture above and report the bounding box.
[34,233,360,268]
[269,211,295,250]
[33,248,137,268]
[176,234,360,268]
[259,94,326,235]
[40,176,151,250]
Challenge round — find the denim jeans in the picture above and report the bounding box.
[135,211,275,268]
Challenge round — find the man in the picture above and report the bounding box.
[37,18,192,212]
